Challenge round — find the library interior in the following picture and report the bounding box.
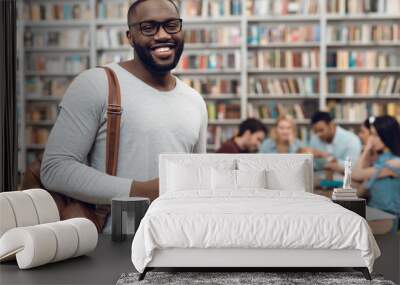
[1,0,400,284]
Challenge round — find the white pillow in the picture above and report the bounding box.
[238,159,307,191]
[211,168,237,190]
[266,167,306,191]
[236,169,267,189]
[167,162,211,191]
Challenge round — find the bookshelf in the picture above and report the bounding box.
[17,0,400,173]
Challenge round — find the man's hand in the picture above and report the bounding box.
[130,178,159,202]
[300,147,329,158]
[324,159,343,173]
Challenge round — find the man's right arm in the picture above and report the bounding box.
[40,70,132,205]
[130,179,159,202]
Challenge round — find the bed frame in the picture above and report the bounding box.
[138,154,372,281]
[139,248,371,280]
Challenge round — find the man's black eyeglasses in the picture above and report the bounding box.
[129,19,183,36]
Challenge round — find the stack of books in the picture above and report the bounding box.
[332,188,358,200]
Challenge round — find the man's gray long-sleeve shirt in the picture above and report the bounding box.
[40,63,208,205]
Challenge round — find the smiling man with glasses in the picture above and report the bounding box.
[40,0,208,233]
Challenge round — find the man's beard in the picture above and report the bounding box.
[134,41,184,74]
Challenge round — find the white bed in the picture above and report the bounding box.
[131,154,380,280]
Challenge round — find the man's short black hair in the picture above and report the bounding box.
[311,111,333,125]
[238,118,268,136]
[127,0,180,26]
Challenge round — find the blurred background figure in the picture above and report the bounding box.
[307,111,362,174]
[358,117,379,166]
[216,118,267,153]
[259,114,304,154]
[358,117,374,145]
[353,115,400,230]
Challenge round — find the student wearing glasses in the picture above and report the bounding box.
[353,115,400,227]
[40,0,208,232]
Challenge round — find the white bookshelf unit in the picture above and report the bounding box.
[17,0,400,174]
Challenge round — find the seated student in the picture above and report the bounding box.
[216,118,267,153]
[358,117,379,165]
[353,115,400,224]
[307,111,362,173]
[358,117,374,145]
[259,114,304,154]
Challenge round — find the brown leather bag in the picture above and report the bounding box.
[21,66,122,232]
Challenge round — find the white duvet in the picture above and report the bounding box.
[131,190,380,273]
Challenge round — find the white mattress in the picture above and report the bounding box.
[131,190,380,273]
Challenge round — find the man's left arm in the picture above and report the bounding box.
[193,107,208,153]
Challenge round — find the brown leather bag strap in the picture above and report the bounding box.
[99,66,122,176]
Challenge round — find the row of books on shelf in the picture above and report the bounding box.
[327,101,400,121]
[326,23,400,43]
[328,75,400,96]
[326,50,400,69]
[248,25,320,45]
[248,101,318,120]
[180,0,241,17]
[248,49,319,69]
[24,29,89,49]
[25,77,71,98]
[248,77,318,95]
[24,76,399,100]
[207,103,241,120]
[207,126,237,147]
[178,51,241,70]
[180,78,240,95]
[96,27,129,49]
[26,127,49,145]
[247,0,319,16]
[206,101,319,121]
[24,2,91,21]
[21,0,400,22]
[185,27,241,45]
[327,0,400,15]
[97,0,132,19]
[26,104,57,122]
[26,55,89,74]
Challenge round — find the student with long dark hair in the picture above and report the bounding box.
[358,117,373,146]
[354,115,400,224]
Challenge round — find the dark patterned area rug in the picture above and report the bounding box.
[116,271,396,285]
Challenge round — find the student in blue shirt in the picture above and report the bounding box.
[307,111,362,173]
[259,115,304,154]
[353,115,400,226]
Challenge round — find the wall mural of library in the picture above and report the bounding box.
[17,0,399,172]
